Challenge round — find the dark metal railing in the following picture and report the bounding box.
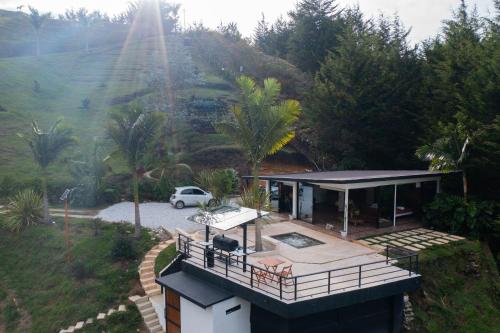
[177,234,419,302]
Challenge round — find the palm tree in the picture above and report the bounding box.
[107,105,163,239]
[19,120,77,223]
[28,6,51,57]
[216,76,301,251]
[416,128,471,202]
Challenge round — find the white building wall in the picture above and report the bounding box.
[180,296,251,333]
[299,185,313,219]
[212,297,251,333]
[180,297,214,333]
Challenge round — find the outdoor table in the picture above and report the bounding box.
[258,257,285,282]
[229,248,256,265]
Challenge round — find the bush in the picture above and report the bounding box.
[196,168,240,203]
[111,236,138,261]
[423,193,498,238]
[5,189,43,232]
[69,259,94,280]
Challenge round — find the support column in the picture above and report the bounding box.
[243,223,248,272]
[343,189,349,233]
[265,180,271,195]
[205,225,210,242]
[436,179,441,194]
[292,182,298,219]
[393,185,397,227]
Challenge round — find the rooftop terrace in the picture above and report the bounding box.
[176,222,420,303]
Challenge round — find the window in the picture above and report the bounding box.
[192,189,205,195]
[181,189,194,195]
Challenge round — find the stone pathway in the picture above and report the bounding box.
[58,304,127,333]
[133,239,175,333]
[357,228,465,252]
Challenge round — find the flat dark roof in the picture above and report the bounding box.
[156,271,233,308]
[244,170,451,184]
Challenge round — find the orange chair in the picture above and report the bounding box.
[278,264,293,286]
[255,269,268,287]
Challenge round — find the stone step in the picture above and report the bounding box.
[138,301,153,311]
[146,318,160,327]
[118,304,127,312]
[107,308,116,316]
[66,326,75,332]
[97,313,106,320]
[149,324,164,333]
[148,289,162,297]
[74,321,84,330]
[85,318,94,325]
[142,271,155,279]
[135,295,150,304]
[140,306,155,316]
[141,277,155,285]
[144,312,158,322]
[143,283,158,290]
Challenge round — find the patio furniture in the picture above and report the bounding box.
[254,268,268,287]
[258,257,285,282]
[278,264,293,286]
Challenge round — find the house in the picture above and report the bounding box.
[155,202,422,333]
[244,170,451,238]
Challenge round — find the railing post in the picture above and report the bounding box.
[409,255,412,276]
[225,255,229,277]
[203,248,206,268]
[251,266,254,288]
[328,271,331,294]
[178,234,181,250]
[294,277,298,300]
[386,245,389,264]
[279,276,283,300]
[358,265,362,287]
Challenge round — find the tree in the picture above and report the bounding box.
[304,9,423,169]
[216,76,301,251]
[19,120,77,223]
[287,0,343,72]
[107,105,163,239]
[76,8,92,53]
[416,124,471,202]
[28,6,51,57]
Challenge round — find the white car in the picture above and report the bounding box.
[170,186,215,209]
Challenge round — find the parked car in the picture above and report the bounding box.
[170,186,215,209]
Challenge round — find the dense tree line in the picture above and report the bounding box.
[255,0,500,200]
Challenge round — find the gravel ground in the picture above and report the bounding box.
[96,202,203,233]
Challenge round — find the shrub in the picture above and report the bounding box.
[196,168,240,204]
[111,236,137,261]
[80,97,90,110]
[69,259,94,280]
[423,193,498,238]
[6,189,43,232]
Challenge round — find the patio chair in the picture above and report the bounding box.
[278,264,293,286]
[254,268,268,287]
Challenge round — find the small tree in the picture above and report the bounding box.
[107,105,163,239]
[6,189,43,232]
[76,8,92,53]
[28,6,51,57]
[216,76,300,251]
[416,124,471,202]
[19,120,77,223]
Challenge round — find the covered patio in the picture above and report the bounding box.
[245,170,449,238]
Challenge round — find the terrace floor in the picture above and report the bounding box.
[183,222,418,303]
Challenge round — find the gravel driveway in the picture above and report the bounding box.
[96,202,203,233]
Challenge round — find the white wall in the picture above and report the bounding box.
[213,297,251,333]
[180,296,251,333]
[181,297,214,333]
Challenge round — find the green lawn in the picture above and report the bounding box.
[0,216,156,333]
[410,240,500,333]
[155,243,178,276]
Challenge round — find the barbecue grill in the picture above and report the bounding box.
[213,235,239,252]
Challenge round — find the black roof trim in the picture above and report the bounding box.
[156,271,233,308]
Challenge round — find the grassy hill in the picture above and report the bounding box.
[0,9,307,191]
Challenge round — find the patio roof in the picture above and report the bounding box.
[187,205,270,231]
[244,170,451,184]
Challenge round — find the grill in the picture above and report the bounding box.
[213,235,239,252]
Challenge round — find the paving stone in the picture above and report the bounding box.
[129,295,141,302]
[85,318,93,325]
[97,313,106,320]
[371,244,386,251]
[66,327,75,333]
[108,309,116,316]
[433,239,449,244]
[74,322,84,330]
[398,239,412,244]
[412,243,426,249]
[383,235,396,240]
[421,242,433,247]
[357,240,372,246]
[429,240,444,245]
[390,241,405,247]
[405,237,420,242]
[118,304,127,312]
[403,246,420,252]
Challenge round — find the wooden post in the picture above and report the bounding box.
[64,199,72,262]
[243,223,248,272]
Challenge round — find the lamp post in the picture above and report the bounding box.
[59,186,80,263]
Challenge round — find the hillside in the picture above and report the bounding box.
[0,9,308,186]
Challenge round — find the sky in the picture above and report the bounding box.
[0,0,496,43]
